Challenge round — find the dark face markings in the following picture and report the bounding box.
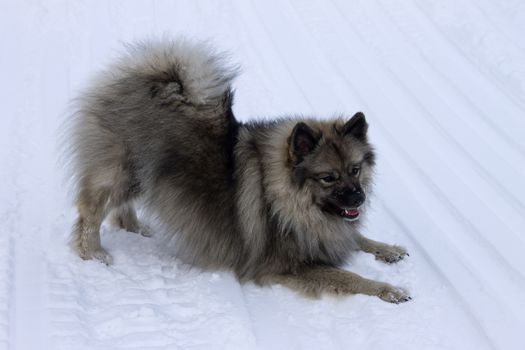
[289,118,375,220]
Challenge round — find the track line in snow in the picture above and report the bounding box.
[382,0,525,149]
[333,0,525,213]
[472,0,525,53]
[47,224,258,350]
[343,0,525,158]
[466,0,525,54]
[412,0,525,108]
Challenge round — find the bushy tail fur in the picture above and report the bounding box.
[113,37,239,105]
[62,37,238,193]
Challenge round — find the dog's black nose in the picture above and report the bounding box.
[350,192,365,207]
[336,187,365,207]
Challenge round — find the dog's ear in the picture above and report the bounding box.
[289,122,320,161]
[343,112,368,141]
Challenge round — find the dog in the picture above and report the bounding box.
[66,38,410,303]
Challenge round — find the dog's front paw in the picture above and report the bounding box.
[374,245,408,264]
[377,285,411,304]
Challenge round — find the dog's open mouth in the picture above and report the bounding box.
[324,203,361,222]
[341,207,360,221]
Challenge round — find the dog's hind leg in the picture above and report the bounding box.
[110,202,152,237]
[262,266,411,304]
[70,162,132,264]
[71,183,114,265]
[355,233,408,264]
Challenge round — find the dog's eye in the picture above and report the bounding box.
[351,167,360,176]
[319,175,337,184]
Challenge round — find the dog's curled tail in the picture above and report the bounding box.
[114,37,239,106]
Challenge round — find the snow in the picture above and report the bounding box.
[1,0,524,349]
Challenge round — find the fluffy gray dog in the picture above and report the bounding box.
[66,38,410,303]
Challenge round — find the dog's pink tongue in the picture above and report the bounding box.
[345,208,359,216]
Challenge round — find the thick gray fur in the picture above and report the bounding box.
[65,38,410,303]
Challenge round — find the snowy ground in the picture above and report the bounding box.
[1,0,525,349]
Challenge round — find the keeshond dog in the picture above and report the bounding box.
[66,38,410,303]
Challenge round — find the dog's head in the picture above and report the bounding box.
[288,112,375,222]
